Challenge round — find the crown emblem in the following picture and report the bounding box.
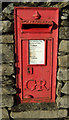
[33,11,41,19]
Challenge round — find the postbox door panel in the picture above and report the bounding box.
[22,38,53,100]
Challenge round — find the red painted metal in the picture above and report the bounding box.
[14,7,59,103]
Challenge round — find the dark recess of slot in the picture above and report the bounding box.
[32,67,33,74]
[22,24,51,29]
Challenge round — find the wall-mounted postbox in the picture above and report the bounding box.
[14,7,59,103]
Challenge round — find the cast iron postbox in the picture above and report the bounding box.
[14,7,59,103]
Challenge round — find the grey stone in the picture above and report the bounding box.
[56,82,62,97]
[2,3,14,20]
[11,103,57,112]
[57,68,69,81]
[0,75,15,86]
[62,13,69,17]
[58,52,66,56]
[0,94,2,107]
[59,40,69,53]
[59,27,69,39]
[52,3,68,9]
[0,13,6,21]
[0,13,2,20]
[61,13,68,20]
[61,21,69,27]
[0,63,14,75]
[0,86,16,94]
[61,16,68,20]
[10,109,67,118]
[0,44,14,63]
[0,21,13,33]
[64,116,69,120]
[1,108,9,119]
[0,35,14,43]
[0,108,2,119]
[62,9,69,14]
[61,81,69,94]
[56,95,69,108]
[58,55,69,67]
[2,95,14,107]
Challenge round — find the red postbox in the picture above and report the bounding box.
[14,7,59,103]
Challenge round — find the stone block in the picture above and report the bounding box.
[59,27,69,39]
[0,108,2,119]
[2,108,9,119]
[58,52,66,56]
[0,21,13,33]
[59,40,69,53]
[0,44,14,63]
[61,16,67,20]
[0,13,2,20]
[11,102,57,112]
[61,21,69,27]
[61,13,68,20]
[61,81,69,94]
[2,95,14,108]
[0,86,16,95]
[52,3,68,9]
[64,116,69,120]
[56,95,69,108]
[57,68,69,81]
[56,81,62,97]
[2,3,14,20]
[0,75,15,87]
[0,64,14,75]
[0,35,14,43]
[62,9,69,13]
[10,109,67,118]
[58,55,69,67]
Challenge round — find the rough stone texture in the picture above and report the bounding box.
[2,95,14,108]
[58,55,69,67]
[0,86,16,95]
[61,12,69,20]
[57,68,69,81]
[10,109,67,118]
[61,21,69,27]
[64,116,69,120]
[58,51,66,56]
[61,16,67,20]
[0,63,15,75]
[0,75,15,87]
[2,3,14,20]
[62,9,69,14]
[0,35,14,43]
[61,81,69,94]
[0,44,14,63]
[0,21,13,33]
[56,82,62,97]
[61,16,68,20]
[1,108,9,119]
[51,2,68,9]
[59,40,69,53]
[11,103,57,112]
[56,96,69,108]
[59,27,69,39]
[0,13,2,20]
[0,108,2,119]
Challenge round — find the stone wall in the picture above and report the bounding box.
[1,2,69,120]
